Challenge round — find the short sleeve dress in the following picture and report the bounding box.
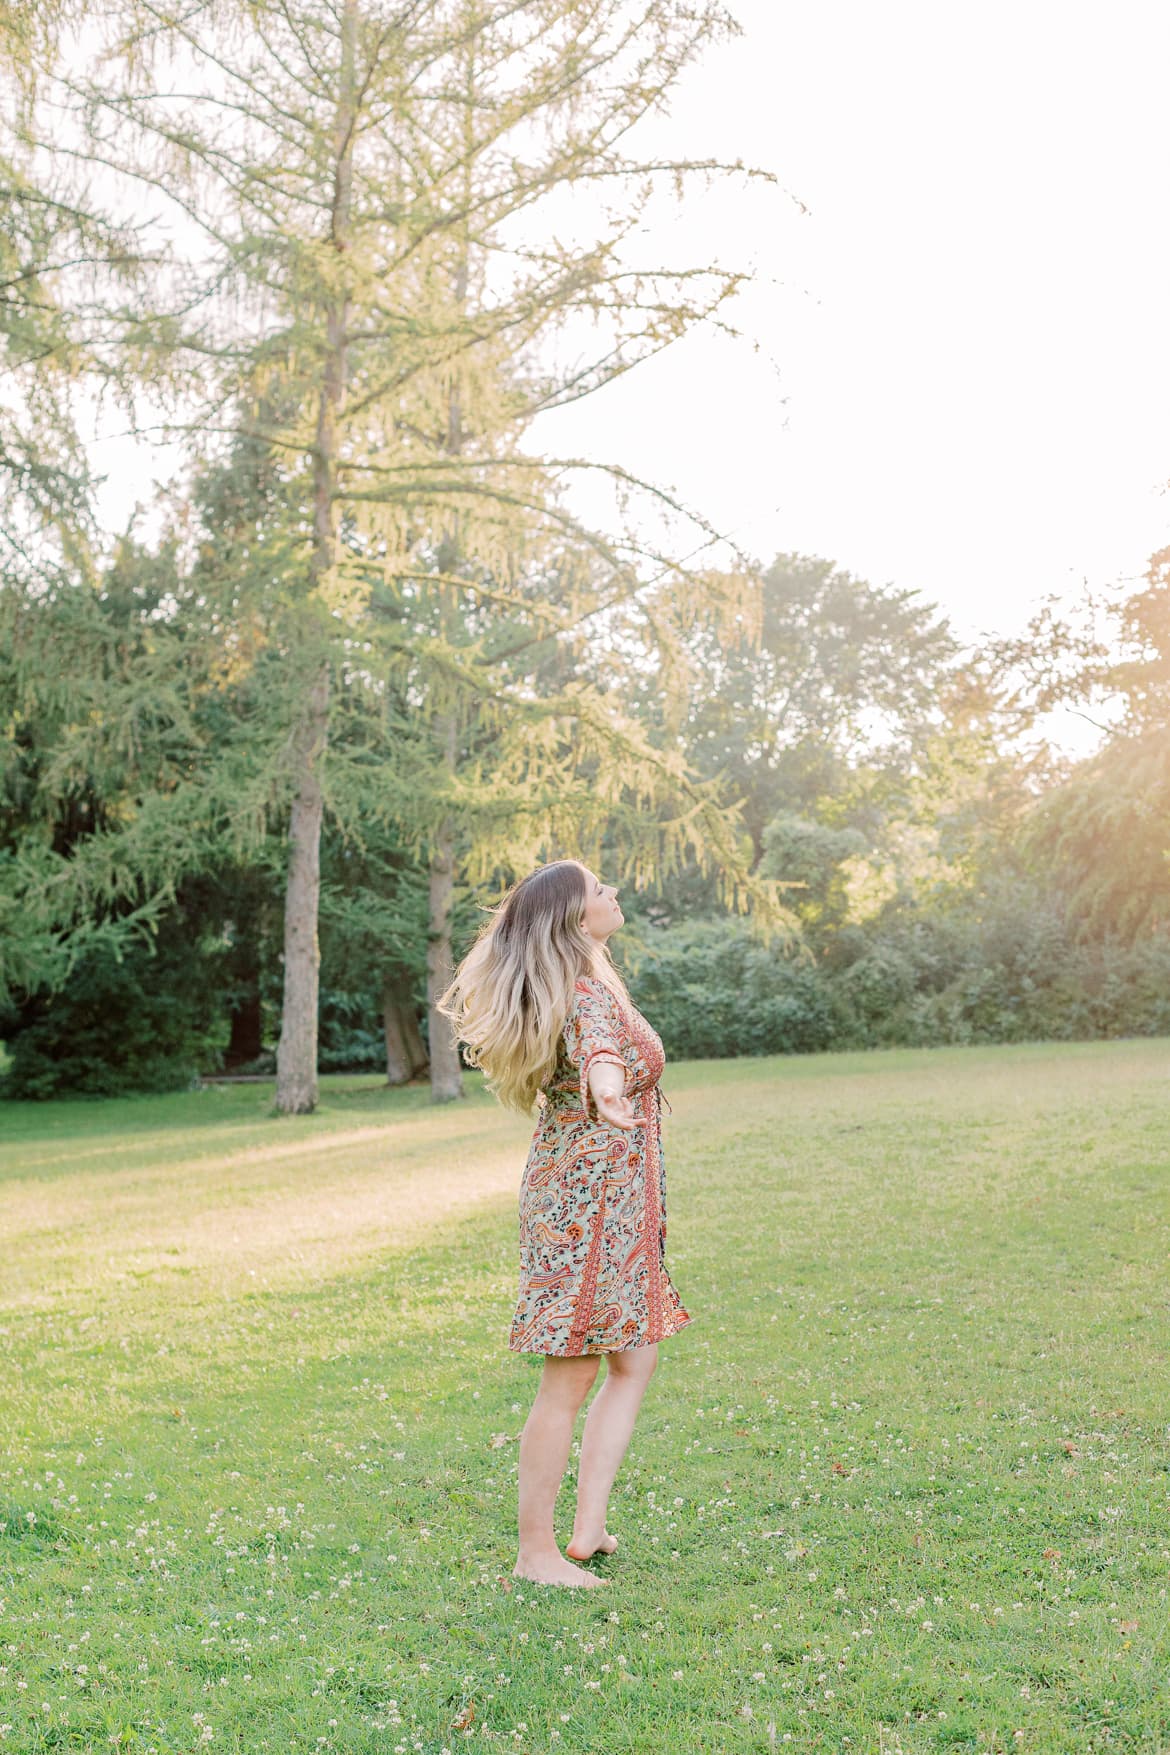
[507,975,694,1356]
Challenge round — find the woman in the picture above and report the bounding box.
[437,858,693,1588]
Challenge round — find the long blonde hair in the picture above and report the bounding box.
[436,859,632,1116]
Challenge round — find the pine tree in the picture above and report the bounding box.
[8,1,797,1110]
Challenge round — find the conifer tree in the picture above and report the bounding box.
[8,1,797,1110]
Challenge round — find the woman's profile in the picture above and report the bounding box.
[437,858,693,1588]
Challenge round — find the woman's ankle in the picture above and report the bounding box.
[570,1510,607,1536]
[515,1539,561,1563]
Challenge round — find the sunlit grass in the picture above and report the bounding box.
[2,1040,1168,1753]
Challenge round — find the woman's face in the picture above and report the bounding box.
[578,865,623,943]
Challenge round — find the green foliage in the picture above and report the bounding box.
[316,987,386,1075]
[1020,730,1170,943]
[984,564,1170,949]
[627,873,1170,1062]
[759,809,866,938]
[1,915,229,1098]
[862,879,1170,1048]
[626,917,843,1058]
[676,551,960,858]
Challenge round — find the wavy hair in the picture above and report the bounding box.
[436,859,632,1116]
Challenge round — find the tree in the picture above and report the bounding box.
[0,13,183,1004]
[615,552,960,930]
[10,0,796,1112]
[1008,564,1170,943]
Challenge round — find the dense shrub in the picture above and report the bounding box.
[624,891,1170,1059]
[626,918,845,1058]
[865,884,1170,1048]
[1,930,228,1099]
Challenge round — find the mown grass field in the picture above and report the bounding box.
[2,1039,1168,1755]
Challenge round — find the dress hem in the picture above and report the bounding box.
[507,1309,694,1358]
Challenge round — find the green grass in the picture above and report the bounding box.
[2,1038,1169,1754]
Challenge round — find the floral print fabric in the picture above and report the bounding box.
[507,975,694,1356]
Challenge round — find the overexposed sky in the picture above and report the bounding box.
[536,0,1170,657]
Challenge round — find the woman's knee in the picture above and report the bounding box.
[607,1340,658,1380]
[539,1353,602,1405]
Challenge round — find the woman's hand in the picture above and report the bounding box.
[593,1086,637,1130]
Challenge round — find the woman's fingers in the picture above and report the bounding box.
[597,1093,637,1130]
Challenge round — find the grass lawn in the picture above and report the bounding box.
[1,1038,1168,1754]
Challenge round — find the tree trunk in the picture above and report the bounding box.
[425,136,472,1107]
[275,666,329,1111]
[400,995,428,1077]
[384,980,410,1085]
[274,0,355,1115]
[427,763,465,1102]
[384,974,428,1085]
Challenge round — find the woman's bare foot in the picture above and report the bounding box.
[512,1552,611,1588]
[565,1528,619,1560]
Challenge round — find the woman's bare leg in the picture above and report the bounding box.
[512,1353,611,1588]
[566,1341,658,1559]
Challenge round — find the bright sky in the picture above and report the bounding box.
[536,0,1170,663]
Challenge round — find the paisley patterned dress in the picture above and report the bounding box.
[507,975,694,1357]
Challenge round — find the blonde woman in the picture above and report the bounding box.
[437,858,693,1588]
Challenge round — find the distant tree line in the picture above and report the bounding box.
[602,558,1170,1064]
[4,532,1166,1097]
